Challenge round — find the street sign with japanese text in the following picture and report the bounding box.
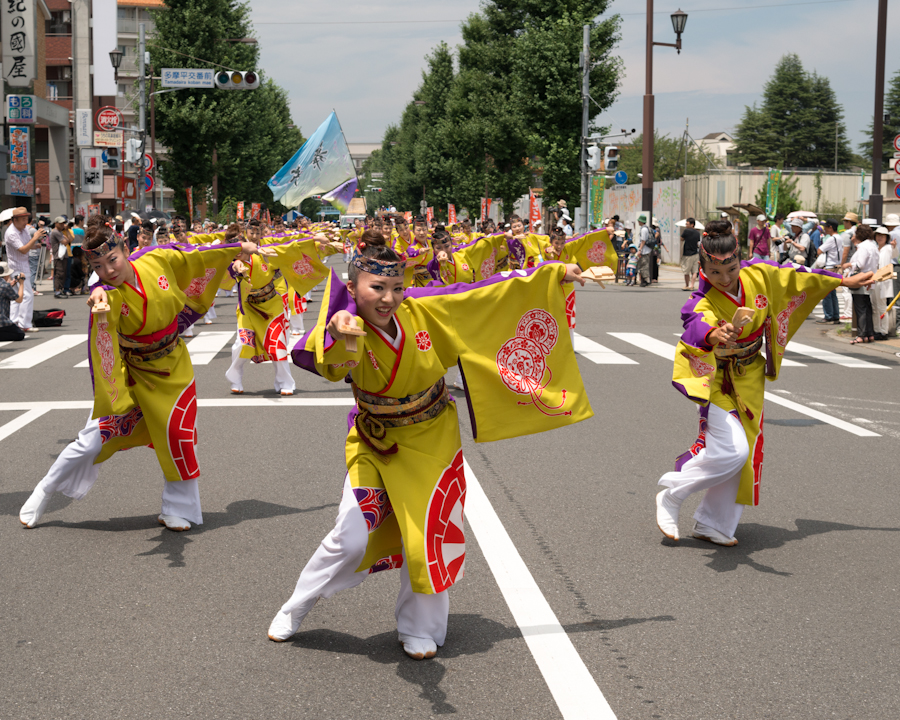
[162,68,215,88]
[10,173,33,197]
[81,149,103,193]
[2,0,36,87]
[94,131,124,147]
[75,109,92,146]
[95,106,122,131]
[6,95,34,123]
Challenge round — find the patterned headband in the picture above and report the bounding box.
[350,250,405,278]
[83,236,124,260]
[699,243,740,266]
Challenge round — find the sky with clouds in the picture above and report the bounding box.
[251,0,900,154]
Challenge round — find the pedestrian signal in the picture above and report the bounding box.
[604,146,619,172]
[586,145,602,171]
[215,70,260,90]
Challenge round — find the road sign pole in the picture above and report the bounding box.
[138,23,146,214]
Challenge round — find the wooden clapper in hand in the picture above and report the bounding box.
[581,266,616,287]
[338,323,367,352]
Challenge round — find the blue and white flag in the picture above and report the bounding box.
[268,111,357,209]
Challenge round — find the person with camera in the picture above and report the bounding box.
[4,207,46,333]
[0,262,27,341]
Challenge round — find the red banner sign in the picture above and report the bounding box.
[529,189,541,229]
[426,207,434,225]
[404,211,412,223]
[448,204,456,224]
[251,202,261,219]
[237,201,245,220]
[186,188,194,219]
[480,198,492,223]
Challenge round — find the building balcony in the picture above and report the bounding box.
[117,18,156,35]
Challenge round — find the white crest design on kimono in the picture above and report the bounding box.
[497,309,569,417]
[185,268,217,297]
[775,291,807,347]
[96,320,118,403]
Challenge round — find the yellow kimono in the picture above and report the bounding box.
[89,242,243,482]
[673,260,841,505]
[293,263,593,593]
[234,239,329,363]
[432,233,509,285]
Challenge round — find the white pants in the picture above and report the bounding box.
[840,287,853,318]
[10,280,33,329]
[202,304,217,323]
[225,336,295,393]
[289,312,305,336]
[278,474,449,645]
[872,295,891,335]
[33,417,203,524]
[658,403,749,538]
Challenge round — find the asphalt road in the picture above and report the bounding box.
[2,265,898,720]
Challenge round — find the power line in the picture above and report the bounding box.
[251,0,852,26]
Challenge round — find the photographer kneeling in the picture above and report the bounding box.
[0,262,27,341]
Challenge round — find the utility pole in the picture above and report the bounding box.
[580,24,590,233]
[869,0,888,224]
[138,23,147,214]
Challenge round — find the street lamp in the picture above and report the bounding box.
[109,48,123,83]
[642,5,688,215]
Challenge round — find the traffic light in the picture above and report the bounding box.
[215,70,260,90]
[106,147,119,170]
[586,145,602,171]
[604,146,619,172]
[125,138,142,164]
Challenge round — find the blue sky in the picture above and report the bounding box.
[251,0,900,153]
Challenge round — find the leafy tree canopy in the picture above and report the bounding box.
[860,67,900,170]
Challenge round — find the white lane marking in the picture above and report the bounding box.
[670,334,806,367]
[0,408,52,442]
[74,357,90,368]
[573,333,637,365]
[186,331,235,365]
[784,341,888,369]
[0,334,88,369]
[0,341,12,350]
[763,392,880,437]
[609,332,674,360]
[464,459,617,720]
[613,334,879,437]
[0,398,355,413]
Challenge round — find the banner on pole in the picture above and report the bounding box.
[448,204,456,224]
[426,206,434,224]
[404,211,412,223]
[186,188,194,219]
[765,169,781,218]
[528,189,541,229]
[251,202,261,219]
[237,201,245,220]
[589,176,604,228]
[9,126,29,173]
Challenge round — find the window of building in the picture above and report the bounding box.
[46,10,71,34]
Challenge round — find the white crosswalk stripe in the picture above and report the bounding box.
[573,332,637,364]
[186,331,235,365]
[0,334,88,369]
[784,341,889,369]
[606,333,879,436]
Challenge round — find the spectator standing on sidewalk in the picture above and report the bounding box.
[838,212,859,320]
[49,216,72,299]
[749,214,770,260]
[784,218,810,264]
[849,224,879,344]
[816,220,843,324]
[71,215,85,248]
[637,214,653,287]
[4,207,46,333]
[680,218,700,291]
[873,225,899,340]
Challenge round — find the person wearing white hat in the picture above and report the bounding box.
[872,226,898,340]
[636,213,653,287]
[848,225,879,343]
[884,213,900,249]
[3,207,47,332]
[0,261,27,341]
[784,217,811,265]
[749,214,770,261]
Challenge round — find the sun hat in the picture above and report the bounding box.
[0,261,13,278]
[11,207,30,218]
[883,213,899,226]
[53,215,67,225]
[843,211,859,223]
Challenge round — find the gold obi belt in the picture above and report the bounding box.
[247,281,277,305]
[118,319,179,389]
[351,379,451,464]
[714,331,763,420]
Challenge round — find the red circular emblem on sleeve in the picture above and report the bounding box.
[516,309,558,355]
[120,302,129,317]
[755,294,768,309]
[157,275,170,290]
[424,450,466,593]
[415,331,432,351]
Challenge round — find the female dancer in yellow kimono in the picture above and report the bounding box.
[19,219,259,531]
[429,229,510,286]
[225,225,330,395]
[656,220,873,546]
[268,230,593,659]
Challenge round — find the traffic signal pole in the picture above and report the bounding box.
[580,24,590,234]
[138,23,147,213]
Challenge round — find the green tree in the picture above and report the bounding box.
[734,55,851,169]
[612,132,712,188]
[149,0,304,215]
[860,67,900,170]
